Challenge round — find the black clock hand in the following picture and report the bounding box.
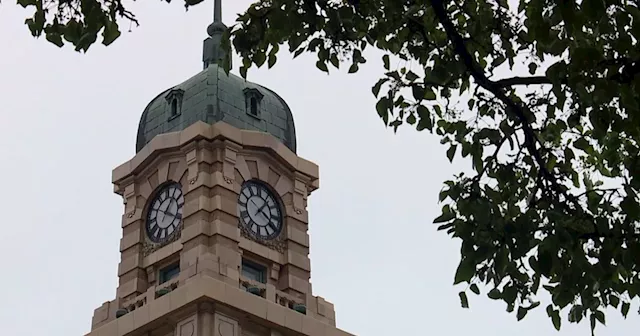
[255,201,269,215]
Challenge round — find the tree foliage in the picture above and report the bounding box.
[228,0,640,333]
[19,0,640,333]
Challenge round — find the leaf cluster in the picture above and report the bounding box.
[224,0,640,334]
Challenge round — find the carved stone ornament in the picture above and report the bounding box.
[142,229,182,257]
[239,220,285,253]
[223,176,233,184]
[294,208,303,215]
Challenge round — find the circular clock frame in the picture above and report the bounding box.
[145,181,185,244]
[237,180,284,240]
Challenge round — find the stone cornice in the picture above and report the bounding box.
[113,121,319,189]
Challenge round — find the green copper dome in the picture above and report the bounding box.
[135,64,297,153]
[135,0,296,153]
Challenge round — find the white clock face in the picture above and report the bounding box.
[237,181,282,240]
[146,182,184,243]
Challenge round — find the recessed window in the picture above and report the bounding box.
[165,88,185,120]
[170,98,178,117]
[241,259,266,284]
[159,263,180,284]
[249,97,258,116]
[243,88,264,118]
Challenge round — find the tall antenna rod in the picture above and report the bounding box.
[214,0,222,23]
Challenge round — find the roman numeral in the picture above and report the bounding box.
[268,222,278,232]
[149,224,160,238]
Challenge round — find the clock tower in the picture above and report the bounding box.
[85,2,353,336]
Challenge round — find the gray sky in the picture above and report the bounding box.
[0,1,637,335]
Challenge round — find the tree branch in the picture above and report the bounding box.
[495,76,554,87]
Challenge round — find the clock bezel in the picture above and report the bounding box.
[237,179,284,241]
[144,181,185,244]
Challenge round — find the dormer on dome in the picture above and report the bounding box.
[135,65,297,154]
[243,87,264,118]
[134,0,296,155]
[164,88,184,120]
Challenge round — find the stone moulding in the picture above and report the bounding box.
[85,274,353,336]
[113,121,319,193]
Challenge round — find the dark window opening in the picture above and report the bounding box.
[170,98,178,117]
[249,97,259,116]
[241,259,266,284]
[159,263,180,284]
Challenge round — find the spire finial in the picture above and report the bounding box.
[214,0,222,23]
[203,0,228,69]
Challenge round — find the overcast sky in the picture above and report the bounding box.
[0,1,637,335]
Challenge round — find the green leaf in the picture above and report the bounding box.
[316,60,328,73]
[293,48,305,58]
[470,284,480,295]
[407,113,416,125]
[412,85,425,101]
[547,305,561,331]
[528,63,537,75]
[594,310,605,325]
[459,291,469,308]
[372,79,386,98]
[254,51,267,67]
[406,71,419,81]
[487,288,502,300]
[46,32,64,47]
[348,64,359,73]
[622,302,630,317]
[268,55,276,68]
[424,89,437,100]
[517,307,527,321]
[330,54,339,68]
[551,311,561,331]
[454,258,475,285]
[17,0,36,7]
[382,54,390,70]
[375,97,390,125]
[434,205,455,223]
[447,145,457,162]
[102,20,121,46]
[609,295,620,308]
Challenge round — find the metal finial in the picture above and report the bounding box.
[203,0,228,69]
[214,0,222,23]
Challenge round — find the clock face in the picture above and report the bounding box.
[146,182,184,243]
[237,181,283,240]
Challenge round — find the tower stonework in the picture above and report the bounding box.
[86,122,353,336]
[86,3,354,334]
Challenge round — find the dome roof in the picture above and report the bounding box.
[135,64,297,153]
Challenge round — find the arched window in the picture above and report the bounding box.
[171,98,178,117]
[165,89,184,120]
[250,97,258,116]
[243,88,264,118]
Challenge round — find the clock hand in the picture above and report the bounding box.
[255,201,269,216]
